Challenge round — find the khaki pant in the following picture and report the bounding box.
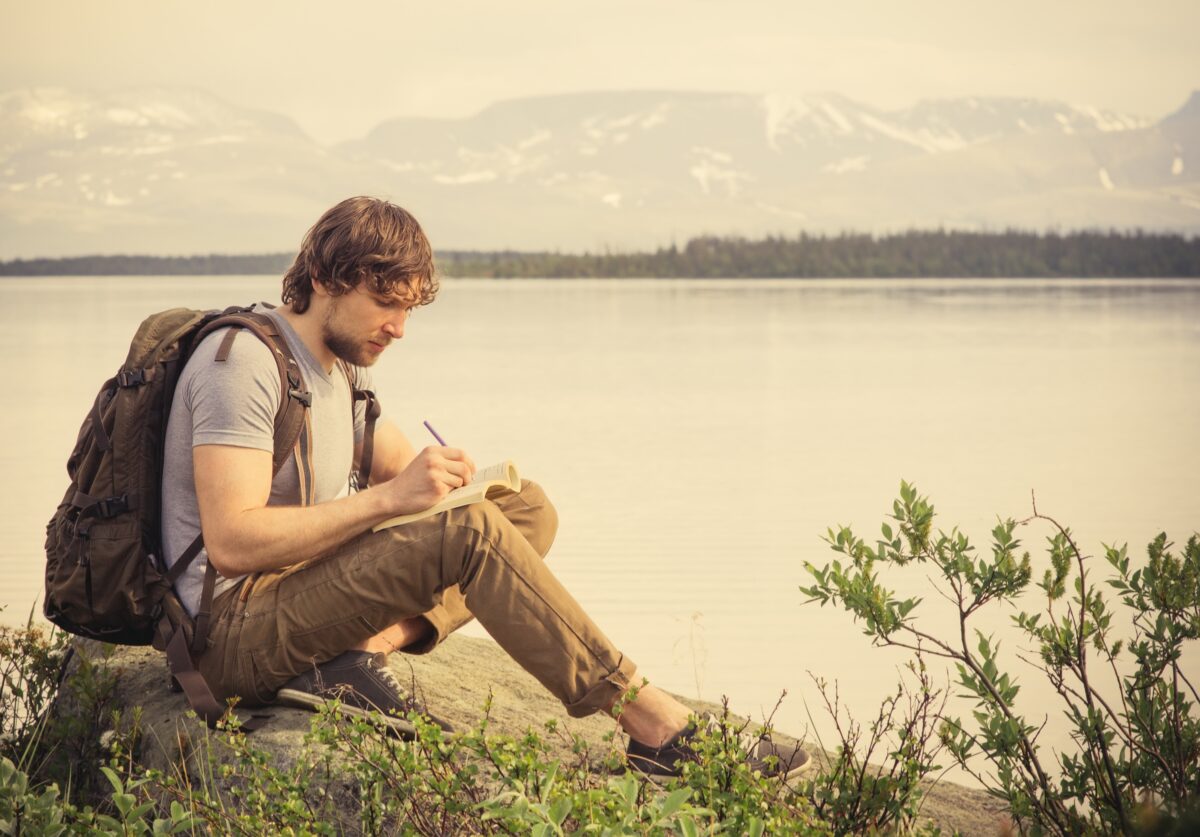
[198,480,636,717]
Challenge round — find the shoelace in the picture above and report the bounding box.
[370,657,417,712]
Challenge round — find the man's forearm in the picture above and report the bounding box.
[204,485,393,577]
[195,441,473,578]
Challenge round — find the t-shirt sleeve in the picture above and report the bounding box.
[184,328,281,453]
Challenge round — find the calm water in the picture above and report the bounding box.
[2,276,1198,772]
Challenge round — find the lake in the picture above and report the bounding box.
[1,275,1197,775]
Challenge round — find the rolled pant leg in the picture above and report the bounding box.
[407,478,558,654]
[199,481,634,718]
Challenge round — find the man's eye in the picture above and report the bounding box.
[378,297,415,312]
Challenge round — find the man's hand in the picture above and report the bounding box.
[380,445,477,515]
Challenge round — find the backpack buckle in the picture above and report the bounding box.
[96,494,130,518]
[117,369,146,387]
[289,388,312,407]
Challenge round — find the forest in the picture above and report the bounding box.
[2,229,1198,278]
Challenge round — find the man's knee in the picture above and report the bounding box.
[514,479,558,558]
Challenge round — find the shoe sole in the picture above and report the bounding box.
[782,751,815,782]
[275,688,417,739]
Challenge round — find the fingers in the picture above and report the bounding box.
[415,446,476,490]
[440,457,473,488]
[426,446,476,485]
[385,445,481,515]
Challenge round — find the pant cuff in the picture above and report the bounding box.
[398,612,448,656]
[562,654,639,718]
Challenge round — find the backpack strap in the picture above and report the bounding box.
[338,359,383,488]
[200,310,314,481]
[164,624,270,732]
[355,388,381,486]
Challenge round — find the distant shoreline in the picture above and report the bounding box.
[2,230,1198,278]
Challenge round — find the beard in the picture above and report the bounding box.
[321,304,386,367]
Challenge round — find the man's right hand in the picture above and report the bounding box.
[381,445,477,515]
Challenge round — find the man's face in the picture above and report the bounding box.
[320,282,416,367]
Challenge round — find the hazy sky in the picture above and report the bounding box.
[3,0,1198,144]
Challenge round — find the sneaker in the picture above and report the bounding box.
[275,650,452,737]
[625,715,812,780]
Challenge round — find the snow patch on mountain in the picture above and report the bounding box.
[1075,105,1148,132]
[517,130,552,150]
[689,146,748,195]
[823,155,870,174]
[581,109,653,146]
[638,105,670,130]
[761,93,811,151]
[857,113,966,153]
[690,159,748,195]
[817,100,855,134]
[692,146,732,164]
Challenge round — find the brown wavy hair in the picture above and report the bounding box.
[281,197,438,313]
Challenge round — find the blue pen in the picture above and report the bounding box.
[423,420,448,446]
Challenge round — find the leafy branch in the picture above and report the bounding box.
[802,481,1200,835]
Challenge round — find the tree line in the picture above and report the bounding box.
[3,230,1198,278]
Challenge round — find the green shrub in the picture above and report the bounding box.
[0,614,833,834]
[155,695,829,835]
[801,659,948,835]
[0,614,67,767]
[802,482,1200,835]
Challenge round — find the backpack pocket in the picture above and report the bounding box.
[44,512,169,645]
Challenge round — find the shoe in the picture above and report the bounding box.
[625,714,812,781]
[275,650,452,738]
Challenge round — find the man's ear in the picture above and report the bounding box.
[310,274,332,299]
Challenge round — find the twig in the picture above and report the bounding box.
[1031,504,1130,832]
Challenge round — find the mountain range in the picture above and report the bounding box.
[1,86,1197,258]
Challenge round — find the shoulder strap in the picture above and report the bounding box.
[338,359,383,488]
[163,624,270,732]
[196,310,313,478]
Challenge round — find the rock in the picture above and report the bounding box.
[56,634,1007,835]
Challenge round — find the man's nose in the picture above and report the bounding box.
[382,312,407,338]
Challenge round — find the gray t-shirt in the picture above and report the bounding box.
[161,307,377,615]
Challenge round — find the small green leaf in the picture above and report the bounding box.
[550,797,572,826]
[660,787,691,819]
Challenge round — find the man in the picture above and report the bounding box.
[161,196,809,778]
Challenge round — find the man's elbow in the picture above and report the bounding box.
[204,539,245,579]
